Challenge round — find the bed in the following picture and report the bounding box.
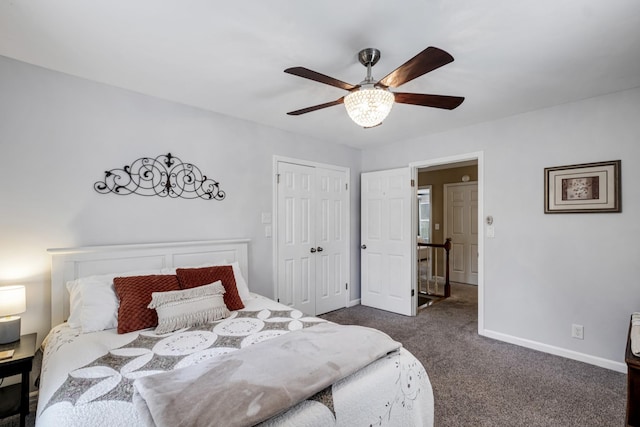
[37,239,434,426]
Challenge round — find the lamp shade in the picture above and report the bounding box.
[344,85,394,128]
[0,285,26,316]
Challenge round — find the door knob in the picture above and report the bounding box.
[361,244,367,249]
[317,247,323,252]
[310,248,316,253]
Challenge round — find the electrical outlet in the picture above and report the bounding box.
[571,324,584,340]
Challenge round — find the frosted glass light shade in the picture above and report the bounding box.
[0,285,26,316]
[344,86,394,128]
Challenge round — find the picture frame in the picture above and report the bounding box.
[544,160,621,213]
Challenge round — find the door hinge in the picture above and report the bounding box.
[411,179,415,187]
[411,289,415,297]
[345,283,348,290]
[277,298,280,303]
[345,183,348,190]
[276,173,280,184]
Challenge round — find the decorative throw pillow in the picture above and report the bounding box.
[114,275,181,334]
[176,265,244,310]
[148,281,230,334]
[161,260,253,303]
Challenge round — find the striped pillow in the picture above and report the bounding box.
[148,281,230,334]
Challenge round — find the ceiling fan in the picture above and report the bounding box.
[284,46,464,128]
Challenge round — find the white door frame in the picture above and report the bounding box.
[409,151,484,335]
[272,155,351,309]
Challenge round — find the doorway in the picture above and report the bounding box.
[411,152,483,332]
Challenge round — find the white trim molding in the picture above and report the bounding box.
[482,329,626,373]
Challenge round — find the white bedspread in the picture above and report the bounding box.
[36,294,434,426]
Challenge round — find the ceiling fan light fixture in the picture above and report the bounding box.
[285,46,463,124]
[344,85,394,128]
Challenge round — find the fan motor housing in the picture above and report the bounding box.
[358,48,381,67]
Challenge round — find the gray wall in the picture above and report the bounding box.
[3,52,639,371]
[362,86,640,369]
[0,56,362,344]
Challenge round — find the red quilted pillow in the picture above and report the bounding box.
[176,265,244,310]
[114,275,181,334]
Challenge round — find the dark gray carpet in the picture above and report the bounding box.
[320,283,626,427]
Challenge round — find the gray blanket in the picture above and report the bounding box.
[132,322,401,427]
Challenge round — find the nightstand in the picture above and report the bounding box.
[0,333,36,427]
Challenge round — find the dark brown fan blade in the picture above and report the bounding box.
[394,93,464,110]
[378,47,454,88]
[286,97,345,116]
[284,67,357,91]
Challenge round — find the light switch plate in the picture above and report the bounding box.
[486,226,495,238]
[261,212,272,224]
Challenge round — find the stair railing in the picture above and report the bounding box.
[417,238,452,298]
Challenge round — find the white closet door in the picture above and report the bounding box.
[315,167,348,315]
[361,167,414,316]
[276,160,349,315]
[277,162,316,315]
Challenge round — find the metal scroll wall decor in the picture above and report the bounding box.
[94,153,226,200]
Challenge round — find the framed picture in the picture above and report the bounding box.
[544,160,621,213]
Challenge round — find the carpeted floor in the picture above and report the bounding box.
[320,282,626,426]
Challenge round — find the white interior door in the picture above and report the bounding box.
[361,168,414,316]
[276,160,348,315]
[277,162,316,315]
[314,167,348,314]
[445,182,478,285]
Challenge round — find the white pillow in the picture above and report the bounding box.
[161,260,254,302]
[148,281,229,334]
[65,269,161,332]
[227,261,253,302]
[66,282,83,328]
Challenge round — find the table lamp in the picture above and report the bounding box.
[0,285,26,344]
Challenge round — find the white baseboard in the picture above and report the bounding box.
[348,298,360,308]
[481,329,627,373]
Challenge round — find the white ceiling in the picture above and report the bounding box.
[1,1,640,149]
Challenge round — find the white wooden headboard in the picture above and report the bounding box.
[47,239,250,327]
